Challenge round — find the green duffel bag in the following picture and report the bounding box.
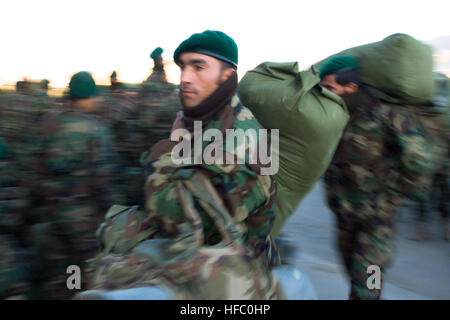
[314,33,434,105]
[238,61,349,236]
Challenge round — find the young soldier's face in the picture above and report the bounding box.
[178,52,230,108]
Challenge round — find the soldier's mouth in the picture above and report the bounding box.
[181,91,195,97]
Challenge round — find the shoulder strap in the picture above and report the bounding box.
[180,171,243,245]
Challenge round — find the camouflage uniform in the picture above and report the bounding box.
[101,89,145,207]
[0,138,31,299]
[409,73,450,240]
[0,91,35,156]
[30,104,119,299]
[324,91,433,299]
[0,89,59,176]
[137,81,181,153]
[141,94,279,268]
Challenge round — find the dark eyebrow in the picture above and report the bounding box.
[179,58,208,67]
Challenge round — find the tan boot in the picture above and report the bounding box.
[408,222,431,241]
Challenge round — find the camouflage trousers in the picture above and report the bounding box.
[333,196,399,300]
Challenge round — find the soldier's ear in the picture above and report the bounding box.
[344,82,359,94]
[220,67,236,82]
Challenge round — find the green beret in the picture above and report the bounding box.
[69,71,99,99]
[319,55,359,78]
[150,47,163,59]
[173,30,238,67]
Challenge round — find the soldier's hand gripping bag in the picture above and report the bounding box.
[238,62,349,236]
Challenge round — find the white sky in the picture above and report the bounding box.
[0,0,449,87]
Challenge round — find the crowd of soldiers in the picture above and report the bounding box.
[0,47,181,299]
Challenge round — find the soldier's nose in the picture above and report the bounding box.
[180,70,193,85]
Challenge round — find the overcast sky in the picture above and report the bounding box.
[1,0,449,87]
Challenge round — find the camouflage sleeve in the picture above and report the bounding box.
[383,105,435,200]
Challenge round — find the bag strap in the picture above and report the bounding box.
[181,171,242,245]
[176,180,205,246]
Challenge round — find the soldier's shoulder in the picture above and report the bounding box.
[232,97,263,130]
[377,102,418,130]
[44,110,108,135]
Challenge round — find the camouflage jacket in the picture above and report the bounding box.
[34,107,120,220]
[100,90,145,206]
[0,91,36,155]
[0,139,29,236]
[324,92,434,222]
[137,81,181,153]
[0,138,30,299]
[140,94,279,267]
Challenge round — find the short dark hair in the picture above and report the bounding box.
[334,67,361,86]
[220,60,237,71]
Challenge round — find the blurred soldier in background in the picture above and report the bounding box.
[408,73,450,241]
[138,46,181,156]
[0,138,31,299]
[408,147,449,241]
[0,77,61,299]
[110,71,120,92]
[29,71,120,299]
[39,79,50,95]
[321,56,434,300]
[146,47,168,84]
[102,70,144,207]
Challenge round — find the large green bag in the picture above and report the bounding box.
[314,33,434,105]
[238,62,349,236]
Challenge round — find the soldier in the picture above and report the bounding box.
[140,30,279,268]
[110,71,119,91]
[146,47,168,84]
[85,31,283,300]
[0,137,31,299]
[408,73,450,241]
[40,79,50,95]
[320,56,434,299]
[30,71,120,299]
[138,46,181,157]
[102,70,144,207]
[408,144,449,241]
